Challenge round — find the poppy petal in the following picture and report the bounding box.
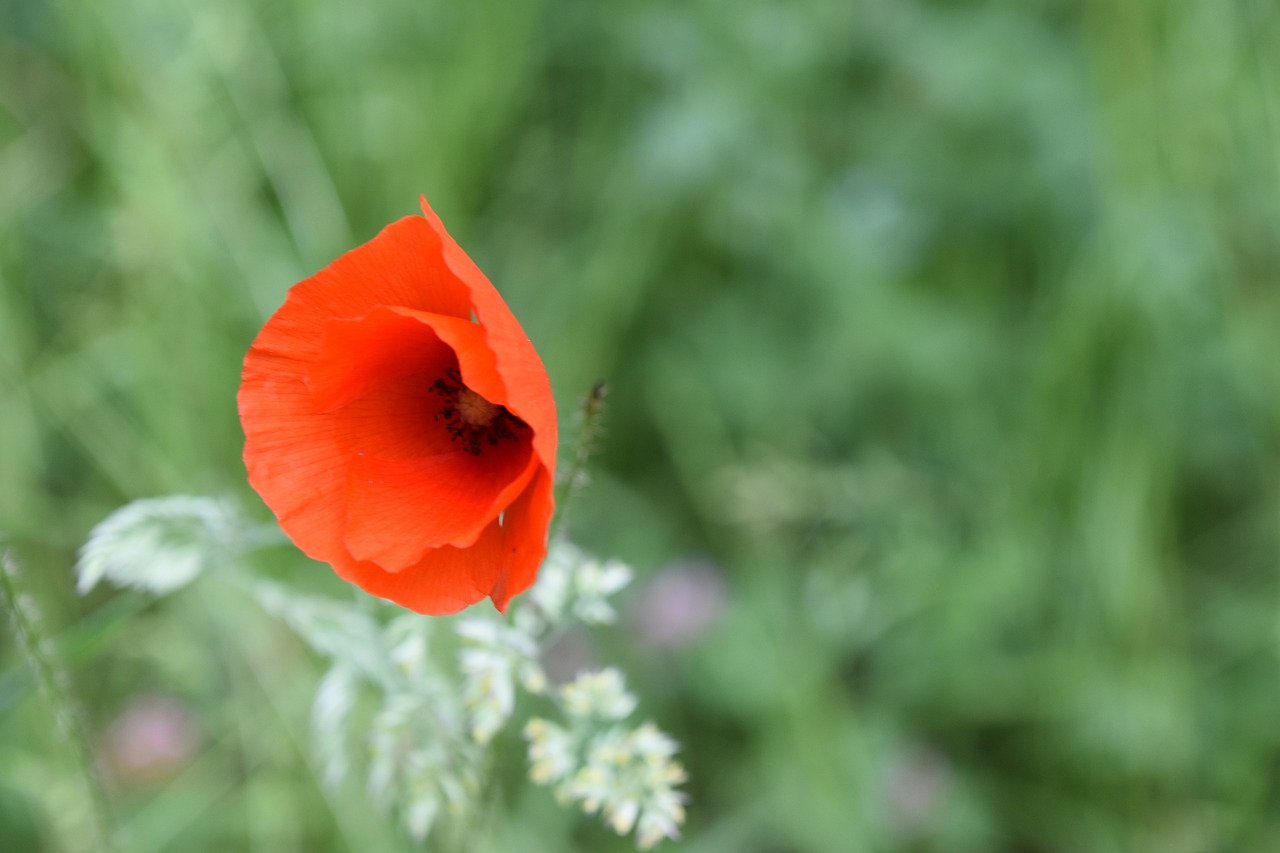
[343,446,537,569]
[418,197,557,475]
[332,521,507,615]
[309,306,505,413]
[260,217,474,358]
[308,307,457,413]
[240,355,348,562]
[489,467,557,612]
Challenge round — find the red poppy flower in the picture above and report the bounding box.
[238,198,557,615]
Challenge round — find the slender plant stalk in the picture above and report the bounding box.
[549,380,608,541]
[0,546,116,851]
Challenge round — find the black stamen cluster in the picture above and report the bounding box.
[430,367,528,455]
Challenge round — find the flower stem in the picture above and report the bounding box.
[0,546,116,851]
[550,380,608,541]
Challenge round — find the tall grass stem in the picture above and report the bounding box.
[549,381,608,541]
[0,545,116,851]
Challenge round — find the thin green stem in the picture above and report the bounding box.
[0,547,116,851]
[549,381,608,542]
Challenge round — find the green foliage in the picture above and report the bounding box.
[4,0,1280,850]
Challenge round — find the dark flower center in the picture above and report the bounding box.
[430,368,528,455]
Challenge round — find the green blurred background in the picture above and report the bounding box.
[4,0,1280,850]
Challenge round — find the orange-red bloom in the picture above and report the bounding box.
[238,198,556,614]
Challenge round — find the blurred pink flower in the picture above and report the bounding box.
[102,694,199,786]
[884,742,949,836]
[627,558,728,650]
